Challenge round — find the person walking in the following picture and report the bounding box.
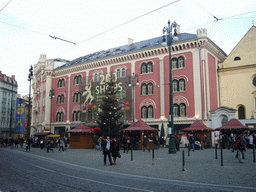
[46,139,54,152]
[122,136,127,153]
[142,135,150,152]
[59,137,65,151]
[126,136,131,154]
[234,136,246,163]
[111,138,120,165]
[97,136,102,151]
[102,136,113,166]
[174,135,181,151]
[135,135,140,150]
[203,135,207,149]
[40,139,44,149]
[189,134,195,151]
[20,137,24,148]
[26,137,32,152]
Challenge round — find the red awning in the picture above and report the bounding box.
[182,120,214,132]
[123,119,158,131]
[67,123,93,133]
[216,118,249,130]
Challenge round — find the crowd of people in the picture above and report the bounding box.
[0,136,70,153]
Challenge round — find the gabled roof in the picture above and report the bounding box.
[56,33,197,69]
[182,120,214,132]
[123,119,158,131]
[67,123,93,133]
[216,118,249,130]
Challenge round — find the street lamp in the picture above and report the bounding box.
[129,72,139,122]
[27,65,33,139]
[49,88,54,133]
[162,20,179,154]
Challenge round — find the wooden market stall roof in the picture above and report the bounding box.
[67,123,93,133]
[216,118,250,130]
[123,119,159,131]
[182,120,214,132]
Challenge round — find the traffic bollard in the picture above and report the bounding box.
[131,144,133,161]
[182,150,186,171]
[215,144,218,159]
[152,149,154,165]
[253,144,255,163]
[221,147,223,166]
[188,146,190,156]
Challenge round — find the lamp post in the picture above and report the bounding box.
[128,72,139,122]
[162,20,179,154]
[49,88,54,132]
[27,65,33,139]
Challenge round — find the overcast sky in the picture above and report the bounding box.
[0,0,255,95]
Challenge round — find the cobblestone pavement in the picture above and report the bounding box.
[0,146,256,191]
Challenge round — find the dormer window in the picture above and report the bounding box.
[234,56,241,61]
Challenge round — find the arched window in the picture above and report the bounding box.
[73,93,77,103]
[57,95,61,104]
[141,63,147,74]
[77,92,81,103]
[117,69,121,78]
[178,56,185,68]
[141,84,147,96]
[147,62,153,73]
[121,68,126,77]
[180,103,186,117]
[173,104,179,117]
[94,73,98,82]
[74,75,82,85]
[238,106,245,119]
[234,56,241,61]
[56,112,64,122]
[57,79,65,88]
[172,58,178,69]
[98,72,102,82]
[148,105,154,118]
[73,111,81,121]
[148,83,154,95]
[116,85,126,99]
[141,106,147,118]
[173,80,178,92]
[61,95,64,104]
[179,79,186,92]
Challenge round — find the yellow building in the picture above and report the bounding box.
[218,26,256,125]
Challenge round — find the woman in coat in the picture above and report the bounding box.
[111,138,120,165]
[234,136,246,163]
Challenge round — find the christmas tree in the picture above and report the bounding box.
[96,77,123,138]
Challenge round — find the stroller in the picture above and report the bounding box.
[195,141,203,150]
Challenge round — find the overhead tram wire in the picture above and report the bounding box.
[76,0,181,45]
[0,20,76,45]
[184,10,256,33]
[0,0,12,12]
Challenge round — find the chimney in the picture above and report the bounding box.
[128,38,133,45]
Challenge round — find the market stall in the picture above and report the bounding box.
[67,123,95,149]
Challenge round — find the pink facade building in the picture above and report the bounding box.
[31,27,227,136]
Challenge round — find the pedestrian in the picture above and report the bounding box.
[59,137,65,151]
[97,136,102,151]
[203,134,207,149]
[14,138,19,148]
[26,137,32,152]
[102,136,113,165]
[135,135,140,150]
[4,137,8,148]
[154,135,159,150]
[46,139,54,152]
[142,135,150,152]
[174,135,181,151]
[40,138,44,149]
[188,134,195,151]
[9,137,14,149]
[20,137,24,148]
[248,134,254,149]
[0,137,3,148]
[122,136,127,153]
[126,136,131,154]
[234,136,246,163]
[111,137,120,165]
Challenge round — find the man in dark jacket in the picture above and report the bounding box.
[102,136,113,165]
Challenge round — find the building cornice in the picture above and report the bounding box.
[218,63,256,73]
